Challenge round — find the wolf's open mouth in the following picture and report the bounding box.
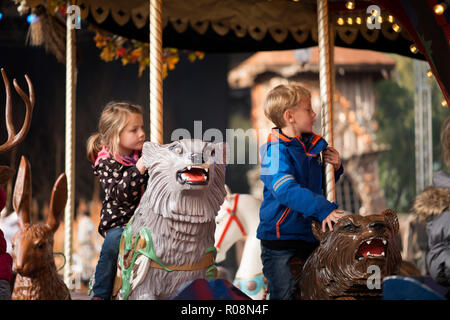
[355,238,387,261]
[177,166,209,185]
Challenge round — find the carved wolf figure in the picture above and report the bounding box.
[113,139,227,300]
[299,210,416,300]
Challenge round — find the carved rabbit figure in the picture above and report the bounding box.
[11,157,70,300]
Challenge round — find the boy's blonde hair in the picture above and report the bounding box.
[87,101,143,161]
[263,84,311,128]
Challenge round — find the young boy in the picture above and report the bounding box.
[257,84,344,300]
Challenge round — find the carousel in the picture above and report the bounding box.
[0,0,449,301]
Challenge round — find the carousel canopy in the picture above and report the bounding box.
[15,0,450,102]
[78,0,421,56]
[78,0,450,102]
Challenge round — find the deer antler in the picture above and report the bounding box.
[0,68,35,153]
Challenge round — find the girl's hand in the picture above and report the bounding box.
[323,146,341,171]
[322,209,344,232]
[136,157,146,174]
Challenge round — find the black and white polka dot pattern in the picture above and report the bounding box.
[93,156,149,237]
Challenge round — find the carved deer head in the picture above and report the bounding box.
[11,156,67,277]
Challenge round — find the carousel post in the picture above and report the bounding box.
[149,0,163,144]
[317,0,336,202]
[64,0,77,290]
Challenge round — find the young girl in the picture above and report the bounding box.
[87,102,148,300]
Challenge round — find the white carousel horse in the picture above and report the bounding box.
[214,189,267,299]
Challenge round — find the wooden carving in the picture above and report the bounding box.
[11,156,71,300]
[298,210,417,300]
[0,68,34,154]
[0,68,34,187]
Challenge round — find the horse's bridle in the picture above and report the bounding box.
[216,193,247,249]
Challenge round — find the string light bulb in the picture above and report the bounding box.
[426,69,433,78]
[355,16,362,24]
[346,1,355,10]
[392,23,401,32]
[442,100,448,107]
[434,3,446,15]
[388,15,394,23]
[378,15,383,23]
[410,44,418,54]
[347,17,353,25]
[337,17,345,25]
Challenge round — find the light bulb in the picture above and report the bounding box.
[392,23,401,32]
[346,1,355,10]
[434,3,446,15]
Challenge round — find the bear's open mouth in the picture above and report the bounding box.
[177,166,209,185]
[355,238,387,261]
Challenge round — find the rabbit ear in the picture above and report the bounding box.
[46,173,67,233]
[13,156,32,229]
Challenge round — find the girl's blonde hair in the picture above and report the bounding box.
[87,101,143,161]
[264,84,311,128]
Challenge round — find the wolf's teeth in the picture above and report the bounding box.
[366,240,371,245]
[381,252,385,256]
[382,240,387,245]
[205,168,208,173]
[188,166,192,170]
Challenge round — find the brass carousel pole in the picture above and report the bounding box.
[317,0,336,202]
[64,0,77,289]
[149,0,163,143]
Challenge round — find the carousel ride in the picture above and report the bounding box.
[1,0,449,300]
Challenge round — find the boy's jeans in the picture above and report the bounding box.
[260,244,298,300]
[92,227,123,299]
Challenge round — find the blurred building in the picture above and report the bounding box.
[228,47,396,215]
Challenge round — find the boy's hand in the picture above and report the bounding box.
[322,209,344,232]
[323,146,341,171]
[136,157,147,175]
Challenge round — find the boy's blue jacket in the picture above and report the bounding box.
[257,128,344,243]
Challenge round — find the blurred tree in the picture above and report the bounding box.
[375,55,449,213]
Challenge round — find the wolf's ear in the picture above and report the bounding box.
[311,220,329,242]
[382,209,399,235]
[214,142,229,165]
[142,141,161,168]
